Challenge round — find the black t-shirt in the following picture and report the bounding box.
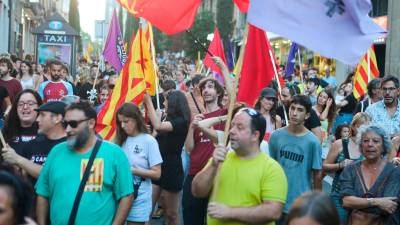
[354,99,370,114]
[0,86,9,116]
[339,94,358,114]
[10,124,38,155]
[76,82,93,100]
[277,105,321,130]
[21,134,67,165]
[156,117,189,158]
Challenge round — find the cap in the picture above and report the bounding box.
[35,101,67,116]
[260,87,277,99]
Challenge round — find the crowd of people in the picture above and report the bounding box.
[0,51,399,225]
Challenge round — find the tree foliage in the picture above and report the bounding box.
[184,10,215,59]
[216,0,234,42]
[69,0,82,52]
[123,12,139,46]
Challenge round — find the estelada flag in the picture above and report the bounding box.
[117,0,201,34]
[237,24,279,106]
[96,28,148,140]
[142,24,157,96]
[203,27,228,85]
[353,46,379,99]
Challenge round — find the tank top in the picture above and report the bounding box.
[263,114,275,141]
[20,77,35,90]
[331,139,364,195]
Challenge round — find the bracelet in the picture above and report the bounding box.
[338,161,342,169]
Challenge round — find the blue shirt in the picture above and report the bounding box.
[269,127,322,213]
[365,100,400,137]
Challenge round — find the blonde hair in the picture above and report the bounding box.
[350,112,371,137]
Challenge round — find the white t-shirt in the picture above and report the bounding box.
[122,133,163,221]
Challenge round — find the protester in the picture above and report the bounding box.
[18,61,41,90]
[334,81,358,132]
[116,103,163,225]
[192,107,288,225]
[35,102,133,225]
[144,91,191,225]
[255,87,282,141]
[37,59,74,102]
[183,77,227,225]
[277,85,323,143]
[285,191,340,225]
[313,89,336,157]
[183,57,232,225]
[340,125,400,225]
[3,89,42,154]
[323,112,371,223]
[354,78,381,114]
[333,124,351,141]
[2,101,67,179]
[0,57,23,102]
[0,169,35,225]
[185,74,205,116]
[365,75,400,138]
[305,78,320,106]
[269,95,323,224]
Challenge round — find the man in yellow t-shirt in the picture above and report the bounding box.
[192,107,288,225]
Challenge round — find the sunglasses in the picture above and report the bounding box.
[240,107,260,118]
[62,118,90,128]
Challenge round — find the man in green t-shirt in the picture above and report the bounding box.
[192,107,288,225]
[35,102,133,225]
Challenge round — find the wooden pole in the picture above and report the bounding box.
[209,24,249,202]
[148,23,161,110]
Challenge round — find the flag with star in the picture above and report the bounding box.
[96,28,147,140]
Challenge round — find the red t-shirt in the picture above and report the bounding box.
[188,108,227,176]
[0,78,22,102]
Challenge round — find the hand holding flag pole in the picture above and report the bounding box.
[186,30,214,57]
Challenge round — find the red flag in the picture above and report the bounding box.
[233,0,249,13]
[203,27,228,77]
[117,0,201,34]
[237,24,278,106]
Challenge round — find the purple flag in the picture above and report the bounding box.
[248,0,385,65]
[102,9,127,72]
[285,42,299,79]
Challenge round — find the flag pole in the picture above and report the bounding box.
[88,10,115,104]
[297,48,303,83]
[186,30,215,57]
[210,24,248,202]
[148,23,161,110]
[269,49,288,125]
[367,48,371,106]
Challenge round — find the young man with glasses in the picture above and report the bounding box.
[269,95,323,225]
[192,107,288,225]
[1,101,67,179]
[35,101,133,225]
[366,75,400,138]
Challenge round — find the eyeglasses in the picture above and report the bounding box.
[62,118,90,128]
[17,101,38,108]
[381,87,397,93]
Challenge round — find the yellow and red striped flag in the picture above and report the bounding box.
[353,46,379,99]
[95,28,148,140]
[143,24,157,96]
